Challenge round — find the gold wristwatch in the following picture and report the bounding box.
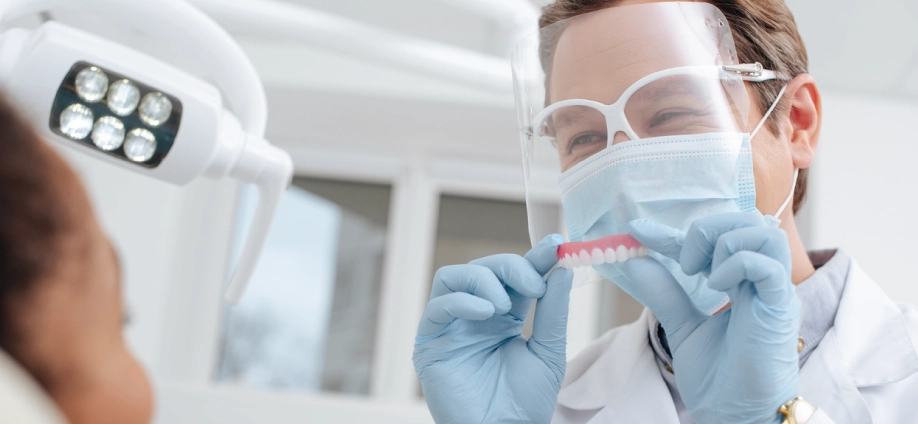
[779,396,818,424]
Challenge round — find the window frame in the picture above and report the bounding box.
[153,146,603,423]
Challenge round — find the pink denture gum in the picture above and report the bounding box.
[557,234,648,269]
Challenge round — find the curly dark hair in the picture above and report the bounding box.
[0,93,86,364]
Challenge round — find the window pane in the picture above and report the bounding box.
[215,177,391,396]
[432,195,533,270]
[421,195,546,396]
[431,195,562,335]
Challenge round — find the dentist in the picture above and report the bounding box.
[413,1,918,423]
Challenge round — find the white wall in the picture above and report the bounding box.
[808,91,918,307]
[59,147,239,381]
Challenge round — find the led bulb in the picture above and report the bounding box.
[107,80,140,116]
[74,67,109,102]
[91,116,126,151]
[123,129,157,162]
[139,93,173,126]
[60,104,94,139]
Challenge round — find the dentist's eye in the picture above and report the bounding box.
[568,133,606,152]
[650,109,695,128]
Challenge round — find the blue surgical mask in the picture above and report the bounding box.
[558,86,792,315]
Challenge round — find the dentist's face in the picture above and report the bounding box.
[546,0,748,174]
[547,0,819,221]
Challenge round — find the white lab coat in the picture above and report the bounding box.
[553,258,918,424]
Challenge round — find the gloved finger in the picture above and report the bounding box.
[471,254,544,320]
[680,212,766,276]
[621,257,706,349]
[417,292,496,337]
[430,264,512,315]
[712,226,791,273]
[471,254,546,299]
[528,267,573,360]
[707,251,795,307]
[628,219,686,262]
[524,234,566,275]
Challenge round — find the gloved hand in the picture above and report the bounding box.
[413,234,573,424]
[625,212,801,424]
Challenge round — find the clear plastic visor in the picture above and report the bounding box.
[512,2,753,246]
[536,65,747,172]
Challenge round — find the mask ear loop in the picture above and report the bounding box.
[774,168,799,218]
[748,84,797,227]
[750,84,789,139]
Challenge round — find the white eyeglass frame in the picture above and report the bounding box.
[531,63,788,144]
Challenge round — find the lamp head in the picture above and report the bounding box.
[0,0,294,302]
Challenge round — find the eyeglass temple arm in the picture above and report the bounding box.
[724,62,790,82]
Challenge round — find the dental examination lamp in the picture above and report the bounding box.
[0,0,294,303]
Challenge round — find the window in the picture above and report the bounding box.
[215,177,392,396]
[431,195,533,270]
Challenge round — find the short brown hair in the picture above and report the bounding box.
[539,0,810,213]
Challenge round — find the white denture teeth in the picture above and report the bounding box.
[605,248,617,264]
[558,244,649,268]
[616,245,629,263]
[591,248,605,265]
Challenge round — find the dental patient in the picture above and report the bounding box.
[0,94,153,424]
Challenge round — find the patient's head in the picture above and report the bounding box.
[0,94,152,424]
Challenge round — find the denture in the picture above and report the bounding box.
[557,234,648,269]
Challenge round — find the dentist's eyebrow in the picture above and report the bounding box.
[550,107,602,133]
[628,75,711,104]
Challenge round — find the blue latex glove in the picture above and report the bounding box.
[625,212,801,424]
[413,234,573,424]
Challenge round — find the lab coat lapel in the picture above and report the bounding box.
[799,258,918,424]
[799,330,871,424]
[556,309,679,423]
[589,341,679,422]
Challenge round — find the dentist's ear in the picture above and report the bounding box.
[781,73,822,169]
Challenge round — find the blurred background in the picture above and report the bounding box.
[57,0,918,422]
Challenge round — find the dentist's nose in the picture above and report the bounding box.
[612,131,632,145]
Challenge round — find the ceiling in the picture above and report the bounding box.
[223,0,918,103]
[277,0,514,56]
[194,0,918,159]
[31,0,918,105]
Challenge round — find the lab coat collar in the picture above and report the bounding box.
[832,256,918,386]
[800,256,918,424]
[556,254,918,421]
[556,309,667,412]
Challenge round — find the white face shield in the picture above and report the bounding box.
[512,2,786,304]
